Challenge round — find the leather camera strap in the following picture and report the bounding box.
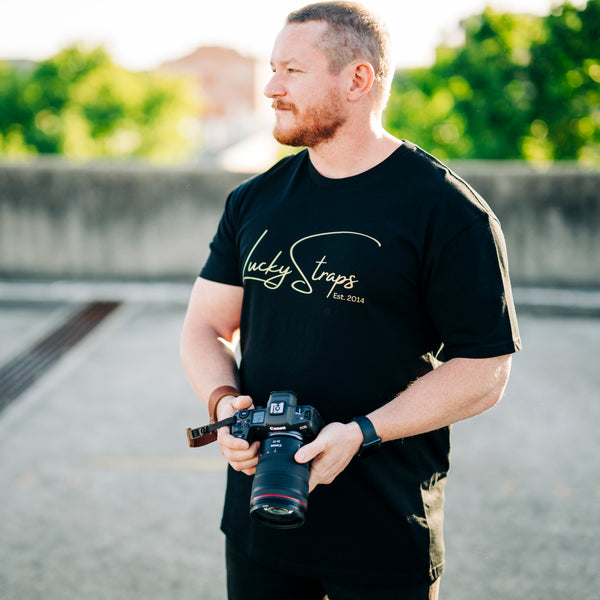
[186,416,236,448]
[208,385,240,423]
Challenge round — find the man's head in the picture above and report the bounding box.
[265,1,393,148]
[286,1,393,109]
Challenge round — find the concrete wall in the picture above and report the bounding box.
[0,160,248,281]
[454,162,600,286]
[0,158,599,285]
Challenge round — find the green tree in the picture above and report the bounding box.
[385,0,600,163]
[526,0,600,162]
[0,45,202,161]
[0,62,36,154]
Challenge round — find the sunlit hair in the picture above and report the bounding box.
[286,1,393,109]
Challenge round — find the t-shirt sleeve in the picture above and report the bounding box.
[200,192,243,287]
[423,215,522,360]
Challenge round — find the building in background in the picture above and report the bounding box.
[159,46,280,172]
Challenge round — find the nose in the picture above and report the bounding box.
[264,71,285,99]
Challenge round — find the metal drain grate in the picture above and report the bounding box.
[0,301,121,413]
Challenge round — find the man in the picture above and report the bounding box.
[181,2,521,599]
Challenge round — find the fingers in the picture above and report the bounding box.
[295,437,324,464]
[294,422,363,492]
[295,438,331,493]
[221,439,260,475]
[217,415,260,475]
[215,393,259,474]
[218,426,250,450]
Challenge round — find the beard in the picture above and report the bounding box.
[272,90,347,148]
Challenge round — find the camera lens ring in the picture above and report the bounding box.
[249,433,310,529]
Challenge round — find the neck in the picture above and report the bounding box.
[307,118,402,179]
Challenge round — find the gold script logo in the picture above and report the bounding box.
[242,230,382,299]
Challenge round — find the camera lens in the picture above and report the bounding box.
[264,507,294,516]
[249,433,310,529]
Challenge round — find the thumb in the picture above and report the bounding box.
[232,395,254,410]
[295,438,324,464]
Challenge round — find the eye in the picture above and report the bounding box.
[269,64,302,75]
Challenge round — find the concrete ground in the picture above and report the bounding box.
[0,281,599,600]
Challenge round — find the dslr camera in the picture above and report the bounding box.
[233,391,324,528]
[188,391,323,529]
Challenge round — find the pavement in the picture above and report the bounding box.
[0,280,599,600]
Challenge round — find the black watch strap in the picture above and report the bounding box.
[352,416,382,458]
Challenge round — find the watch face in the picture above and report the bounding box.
[358,438,382,458]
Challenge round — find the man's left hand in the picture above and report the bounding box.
[294,421,363,492]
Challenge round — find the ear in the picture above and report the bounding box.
[347,62,375,101]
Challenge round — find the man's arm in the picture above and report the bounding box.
[180,277,260,474]
[370,354,512,442]
[296,354,512,492]
[180,277,243,400]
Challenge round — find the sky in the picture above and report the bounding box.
[0,0,584,72]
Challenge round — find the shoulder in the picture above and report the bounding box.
[398,140,498,225]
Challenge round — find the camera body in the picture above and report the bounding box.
[230,391,323,444]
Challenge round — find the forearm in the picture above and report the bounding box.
[296,355,512,492]
[180,323,240,406]
[368,355,512,442]
[180,278,244,407]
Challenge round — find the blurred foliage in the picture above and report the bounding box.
[0,45,202,161]
[385,0,600,163]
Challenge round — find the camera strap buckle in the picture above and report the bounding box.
[186,417,236,448]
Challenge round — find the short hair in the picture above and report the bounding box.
[286,1,393,107]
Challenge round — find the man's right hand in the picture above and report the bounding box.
[216,395,260,475]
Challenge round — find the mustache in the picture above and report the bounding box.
[272,101,296,112]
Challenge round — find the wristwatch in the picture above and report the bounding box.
[351,416,382,458]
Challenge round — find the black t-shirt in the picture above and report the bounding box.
[200,142,521,584]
